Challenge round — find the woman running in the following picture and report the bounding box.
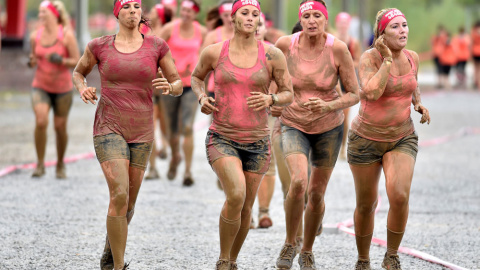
[335,11,361,160]
[471,21,480,89]
[349,8,430,270]
[72,1,182,269]
[191,1,293,268]
[431,25,447,88]
[28,0,80,179]
[160,0,207,186]
[144,3,174,180]
[452,27,470,89]
[274,1,360,269]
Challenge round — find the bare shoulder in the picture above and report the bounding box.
[202,41,224,59]
[361,48,382,63]
[265,43,284,62]
[332,37,349,53]
[274,35,293,52]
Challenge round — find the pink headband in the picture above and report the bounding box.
[335,12,351,23]
[219,3,233,14]
[162,0,177,6]
[40,1,59,19]
[155,4,166,24]
[114,0,142,18]
[378,9,405,34]
[181,1,200,13]
[298,1,328,20]
[231,0,261,17]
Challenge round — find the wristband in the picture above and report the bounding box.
[270,94,278,106]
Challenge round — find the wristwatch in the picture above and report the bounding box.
[270,94,279,106]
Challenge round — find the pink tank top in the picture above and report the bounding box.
[351,49,417,142]
[210,40,271,143]
[88,35,170,143]
[32,26,73,93]
[280,32,343,134]
[168,21,202,87]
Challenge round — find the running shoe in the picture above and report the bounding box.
[276,243,298,269]
[32,165,45,178]
[298,251,316,270]
[258,210,273,229]
[56,165,67,179]
[355,259,371,270]
[183,173,194,186]
[381,252,402,270]
[145,168,160,180]
[229,261,238,270]
[216,259,230,270]
[100,234,114,270]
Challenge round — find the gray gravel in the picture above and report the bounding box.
[0,89,479,270]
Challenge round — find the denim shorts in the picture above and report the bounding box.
[205,130,271,174]
[347,130,418,165]
[93,133,153,170]
[281,123,343,168]
[31,88,73,117]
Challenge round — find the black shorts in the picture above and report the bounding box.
[439,64,452,75]
[31,88,73,117]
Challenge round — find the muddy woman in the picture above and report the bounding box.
[273,1,360,269]
[28,0,80,179]
[348,8,430,270]
[191,1,293,268]
[72,0,182,269]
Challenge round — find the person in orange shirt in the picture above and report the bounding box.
[431,25,447,88]
[439,31,457,89]
[453,27,471,89]
[471,21,480,89]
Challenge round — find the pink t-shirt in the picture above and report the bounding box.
[32,26,73,93]
[210,40,271,143]
[280,32,344,134]
[88,35,169,143]
[351,49,417,142]
[167,21,203,87]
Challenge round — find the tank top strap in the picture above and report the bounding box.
[402,49,417,74]
[193,21,202,40]
[219,39,230,61]
[57,25,64,41]
[289,32,301,51]
[216,27,223,42]
[171,21,181,39]
[326,33,335,47]
[35,27,44,43]
[257,40,267,65]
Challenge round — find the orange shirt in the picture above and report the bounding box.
[432,35,446,57]
[471,28,480,57]
[439,41,457,66]
[453,35,470,62]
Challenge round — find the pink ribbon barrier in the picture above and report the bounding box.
[419,127,480,148]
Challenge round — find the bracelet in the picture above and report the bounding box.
[198,93,207,105]
[270,94,279,106]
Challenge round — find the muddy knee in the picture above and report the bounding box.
[356,200,378,216]
[307,191,325,210]
[288,178,307,200]
[109,191,128,216]
[225,190,246,213]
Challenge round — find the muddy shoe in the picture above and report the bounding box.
[229,261,238,270]
[56,165,67,179]
[298,251,316,270]
[32,165,45,178]
[258,212,273,229]
[100,234,114,270]
[382,253,402,270]
[145,168,160,180]
[355,259,371,270]
[276,243,298,269]
[216,259,230,270]
[183,173,194,186]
